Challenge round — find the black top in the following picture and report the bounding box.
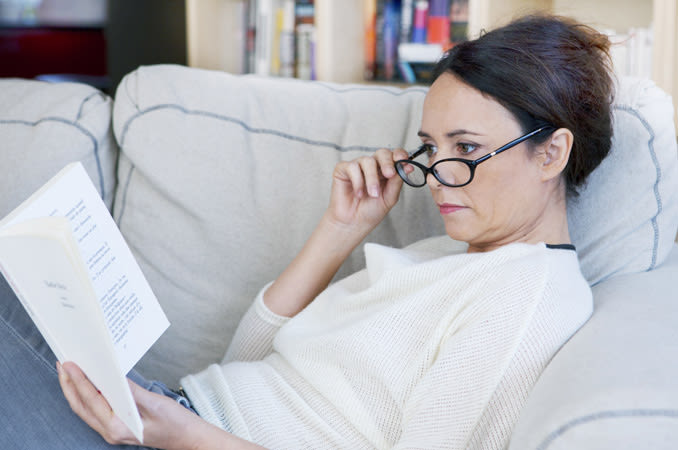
[546,243,576,251]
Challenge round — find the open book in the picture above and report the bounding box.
[0,162,169,443]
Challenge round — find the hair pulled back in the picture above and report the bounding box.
[433,14,614,196]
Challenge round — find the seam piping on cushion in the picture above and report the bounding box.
[534,409,678,450]
[612,105,661,271]
[115,103,394,225]
[315,82,428,95]
[118,104,385,152]
[115,163,135,226]
[76,91,105,121]
[0,117,105,198]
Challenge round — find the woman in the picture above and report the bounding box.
[3,14,613,450]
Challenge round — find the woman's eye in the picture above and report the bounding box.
[422,144,438,158]
[457,142,477,155]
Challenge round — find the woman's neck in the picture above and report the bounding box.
[467,185,571,253]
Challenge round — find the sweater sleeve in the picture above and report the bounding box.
[222,283,291,363]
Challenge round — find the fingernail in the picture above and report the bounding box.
[369,186,379,198]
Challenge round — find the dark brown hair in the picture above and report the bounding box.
[433,14,614,196]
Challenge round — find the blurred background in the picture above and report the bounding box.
[0,0,187,93]
[0,0,675,132]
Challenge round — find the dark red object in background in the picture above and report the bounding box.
[0,26,107,78]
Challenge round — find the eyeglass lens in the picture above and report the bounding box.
[396,155,473,187]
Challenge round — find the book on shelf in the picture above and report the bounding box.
[295,0,315,80]
[367,0,469,83]
[241,0,468,84]
[0,162,169,443]
[247,0,316,79]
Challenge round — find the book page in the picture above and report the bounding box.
[0,226,143,440]
[0,163,169,374]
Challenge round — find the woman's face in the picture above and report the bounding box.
[420,73,553,252]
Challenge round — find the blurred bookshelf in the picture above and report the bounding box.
[187,0,677,128]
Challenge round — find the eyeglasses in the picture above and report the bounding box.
[394,126,553,188]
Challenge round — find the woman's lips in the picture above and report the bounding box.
[438,203,466,214]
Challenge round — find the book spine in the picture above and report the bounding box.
[411,0,428,43]
[255,0,274,76]
[400,0,414,43]
[278,0,295,77]
[295,0,315,79]
[382,0,401,81]
[448,0,468,44]
[246,0,257,73]
[364,0,377,80]
[271,0,284,76]
[427,0,449,46]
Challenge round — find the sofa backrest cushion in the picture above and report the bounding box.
[0,79,118,215]
[112,65,678,384]
[567,76,678,285]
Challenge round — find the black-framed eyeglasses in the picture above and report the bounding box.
[394,126,554,188]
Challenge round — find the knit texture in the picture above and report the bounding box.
[181,238,592,449]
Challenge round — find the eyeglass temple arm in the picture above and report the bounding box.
[473,125,554,164]
[406,147,428,160]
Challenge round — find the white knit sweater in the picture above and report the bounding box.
[181,237,592,449]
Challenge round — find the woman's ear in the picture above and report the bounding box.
[539,128,573,182]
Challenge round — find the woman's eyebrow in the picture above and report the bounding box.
[417,129,484,138]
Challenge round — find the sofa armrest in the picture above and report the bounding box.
[509,244,678,449]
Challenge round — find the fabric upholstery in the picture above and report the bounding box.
[0,79,118,215]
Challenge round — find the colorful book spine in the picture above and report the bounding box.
[295,0,315,80]
[364,0,377,80]
[427,0,449,46]
[400,0,414,43]
[382,0,401,81]
[411,0,428,43]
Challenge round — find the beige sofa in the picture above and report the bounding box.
[1,64,677,448]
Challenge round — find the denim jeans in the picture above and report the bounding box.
[0,275,191,449]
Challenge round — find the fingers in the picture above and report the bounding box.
[337,148,406,199]
[57,361,136,445]
[58,362,105,431]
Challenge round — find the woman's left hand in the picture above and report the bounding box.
[57,361,262,449]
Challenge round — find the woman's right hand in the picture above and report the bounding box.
[326,148,408,236]
[261,148,408,318]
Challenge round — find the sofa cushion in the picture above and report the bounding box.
[0,79,118,215]
[508,244,678,449]
[112,65,444,383]
[567,77,678,285]
[112,65,678,384]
